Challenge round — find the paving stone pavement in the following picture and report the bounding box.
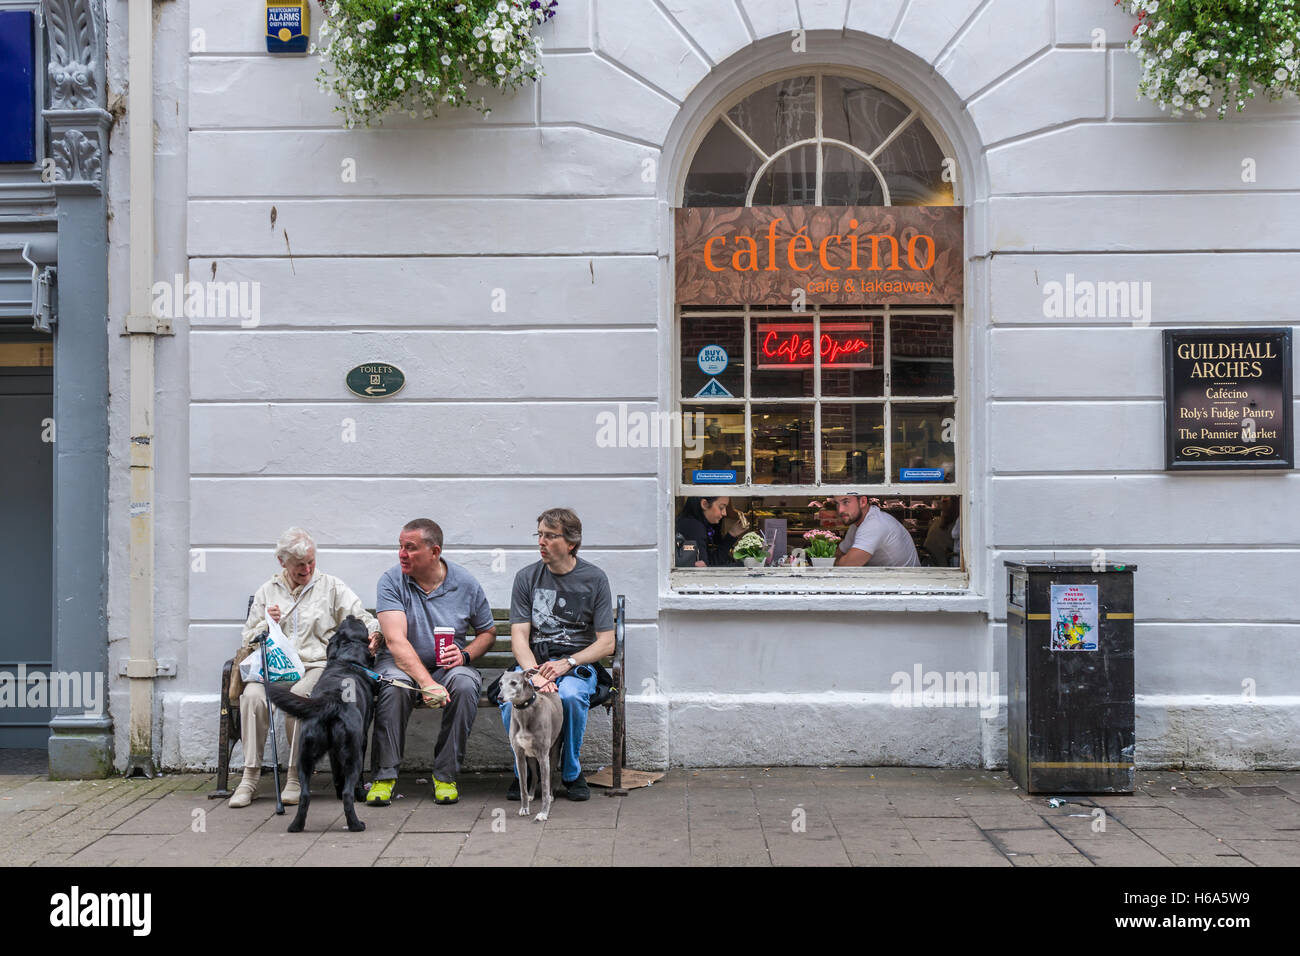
[2,766,1299,866]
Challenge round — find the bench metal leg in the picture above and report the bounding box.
[210,661,235,798]
[607,687,627,797]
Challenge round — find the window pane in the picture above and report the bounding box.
[876,117,953,206]
[752,404,814,485]
[821,76,913,155]
[891,315,955,396]
[821,145,884,206]
[727,76,816,156]
[681,314,744,399]
[891,401,956,483]
[682,405,746,484]
[752,317,815,397]
[821,319,884,397]
[683,120,763,207]
[821,403,884,484]
[752,144,817,206]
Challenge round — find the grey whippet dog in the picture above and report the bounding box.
[497,668,564,822]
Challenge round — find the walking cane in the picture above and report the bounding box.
[257,632,286,816]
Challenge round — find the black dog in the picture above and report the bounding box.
[266,615,375,833]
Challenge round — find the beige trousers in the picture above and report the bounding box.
[238,666,323,770]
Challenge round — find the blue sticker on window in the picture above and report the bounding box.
[899,468,945,482]
[697,345,729,376]
[692,470,737,484]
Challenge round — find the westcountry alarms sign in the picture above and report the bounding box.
[675,205,962,306]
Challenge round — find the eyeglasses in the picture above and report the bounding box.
[533,532,566,542]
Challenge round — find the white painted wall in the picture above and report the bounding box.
[111,0,1300,772]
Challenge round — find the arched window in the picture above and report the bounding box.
[682,73,955,208]
[673,72,963,573]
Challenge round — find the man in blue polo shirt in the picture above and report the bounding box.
[368,518,496,806]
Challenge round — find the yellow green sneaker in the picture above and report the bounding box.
[432,777,459,804]
[367,778,395,807]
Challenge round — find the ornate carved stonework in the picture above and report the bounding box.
[51,129,101,182]
[42,0,108,187]
[45,0,100,110]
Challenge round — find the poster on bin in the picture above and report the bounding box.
[1050,584,1098,651]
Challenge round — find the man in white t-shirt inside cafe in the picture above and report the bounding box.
[828,494,921,567]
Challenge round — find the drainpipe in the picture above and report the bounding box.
[122,0,169,776]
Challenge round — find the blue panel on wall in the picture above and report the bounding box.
[0,11,36,164]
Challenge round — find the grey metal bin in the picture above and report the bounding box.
[1006,562,1136,794]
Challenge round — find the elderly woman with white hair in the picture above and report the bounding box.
[229,527,382,808]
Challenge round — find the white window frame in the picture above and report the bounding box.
[671,68,969,595]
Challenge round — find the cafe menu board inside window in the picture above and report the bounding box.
[1163,328,1293,470]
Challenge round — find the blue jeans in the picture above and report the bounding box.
[498,665,598,783]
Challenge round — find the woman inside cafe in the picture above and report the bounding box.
[676,496,737,567]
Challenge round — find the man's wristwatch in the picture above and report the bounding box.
[566,656,578,670]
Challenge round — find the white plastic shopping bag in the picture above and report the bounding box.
[237,616,306,684]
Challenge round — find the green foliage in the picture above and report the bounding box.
[731,532,769,561]
[1117,0,1300,118]
[317,0,554,127]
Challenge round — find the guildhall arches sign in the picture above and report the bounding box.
[1163,328,1293,470]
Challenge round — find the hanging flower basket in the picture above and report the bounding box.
[316,0,558,127]
[1114,0,1300,118]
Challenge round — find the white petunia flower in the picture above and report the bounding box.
[1198,95,1210,108]
[441,54,452,65]
[1277,67,1289,81]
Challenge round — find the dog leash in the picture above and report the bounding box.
[355,665,450,708]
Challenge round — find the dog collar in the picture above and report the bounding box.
[515,694,536,710]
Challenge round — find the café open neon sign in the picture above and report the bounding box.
[757,323,874,370]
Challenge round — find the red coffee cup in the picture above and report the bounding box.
[434,627,456,663]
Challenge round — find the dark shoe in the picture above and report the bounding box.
[563,775,590,801]
[507,777,520,801]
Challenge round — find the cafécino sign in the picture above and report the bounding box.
[674,205,962,306]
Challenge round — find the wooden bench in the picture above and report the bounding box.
[212,595,628,797]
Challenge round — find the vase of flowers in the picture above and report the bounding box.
[732,531,769,568]
[803,529,840,567]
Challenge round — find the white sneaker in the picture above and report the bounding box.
[281,776,301,805]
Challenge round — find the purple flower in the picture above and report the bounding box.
[529,1,540,8]
[393,11,400,20]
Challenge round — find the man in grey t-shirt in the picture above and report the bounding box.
[830,494,920,567]
[500,507,614,802]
